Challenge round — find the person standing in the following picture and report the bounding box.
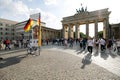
[87,38,94,54]
[64,38,68,48]
[116,39,120,53]
[95,39,100,52]
[5,38,11,50]
[100,38,106,52]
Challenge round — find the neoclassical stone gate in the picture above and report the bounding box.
[61,8,111,39]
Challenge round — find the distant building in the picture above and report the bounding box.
[111,23,120,39]
[0,18,17,40]
[14,19,61,40]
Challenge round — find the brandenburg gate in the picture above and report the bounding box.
[61,8,111,39]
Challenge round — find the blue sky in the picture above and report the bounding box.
[0,0,120,37]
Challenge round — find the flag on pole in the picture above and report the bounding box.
[24,18,33,32]
[38,13,41,47]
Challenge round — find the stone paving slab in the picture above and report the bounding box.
[45,45,120,77]
[0,49,120,80]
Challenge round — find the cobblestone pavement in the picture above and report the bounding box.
[46,44,120,77]
[0,45,120,80]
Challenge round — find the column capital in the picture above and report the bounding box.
[75,23,80,26]
[94,20,98,22]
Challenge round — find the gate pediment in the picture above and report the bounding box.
[62,8,111,24]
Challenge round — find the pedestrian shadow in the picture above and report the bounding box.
[100,51,109,60]
[93,49,99,57]
[81,53,92,69]
[0,54,27,68]
[108,50,117,58]
[117,52,120,56]
[76,49,84,54]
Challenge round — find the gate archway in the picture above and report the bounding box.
[61,8,111,39]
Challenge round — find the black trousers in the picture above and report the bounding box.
[117,47,120,52]
[87,46,93,53]
[101,44,106,51]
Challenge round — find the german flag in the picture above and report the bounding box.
[24,18,33,32]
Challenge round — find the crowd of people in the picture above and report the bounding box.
[0,37,120,60]
[0,37,120,55]
[0,39,28,50]
[43,37,120,54]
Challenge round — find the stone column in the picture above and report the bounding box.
[119,27,120,39]
[75,23,80,39]
[103,18,109,39]
[68,25,70,38]
[63,24,68,39]
[86,22,89,38]
[62,24,65,39]
[94,20,98,39]
[44,30,46,39]
[69,24,74,38]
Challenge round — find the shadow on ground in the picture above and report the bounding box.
[0,54,27,68]
[81,53,92,69]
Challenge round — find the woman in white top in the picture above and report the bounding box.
[116,39,120,52]
[100,38,106,51]
[87,38,94,54]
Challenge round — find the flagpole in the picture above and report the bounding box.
[38,13,41,55]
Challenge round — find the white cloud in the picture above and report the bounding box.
[30,9,62,29]
[42,13,62,29]
[0,0,12,8]
[28,0,33,2]
[0,0,30,21]
[43,0,57,5]
[0,0,61,29]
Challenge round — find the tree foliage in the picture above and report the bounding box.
[98,31,103,38]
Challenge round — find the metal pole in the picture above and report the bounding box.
[38,13,41,55]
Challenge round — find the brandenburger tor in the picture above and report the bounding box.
[61,8,111,39]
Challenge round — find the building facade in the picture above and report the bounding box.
[14,20,61,41]
[0,18,17,40]
[111,23,120,39]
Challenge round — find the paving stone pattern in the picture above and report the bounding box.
[0,48,120,80]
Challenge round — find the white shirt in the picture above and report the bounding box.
[100,39,106,45]
[116,41,120,47]
[87,40,94,46]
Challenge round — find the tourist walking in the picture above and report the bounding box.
[69,38,73,48]
[64,39,68,48]
[100,38,106,52]
[5,38,11,50]
[95,39,100,52]
[87,38,94,54]
[82,38,87,50]
[116,39,120,53]
[107,39,113,50]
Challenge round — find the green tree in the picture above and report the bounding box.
[98,31,103,38]
[80,32,86,38]
[74,32,87,38]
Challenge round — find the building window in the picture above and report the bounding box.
[5,28,9,31]
[0,32,3,35]
[0,23,3,26]
[11,29,14,31]
[11,33,14,35]
[6,24,9,27]
[0,28,3,30]
[5,32,8,35]
[1,37,3,39]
